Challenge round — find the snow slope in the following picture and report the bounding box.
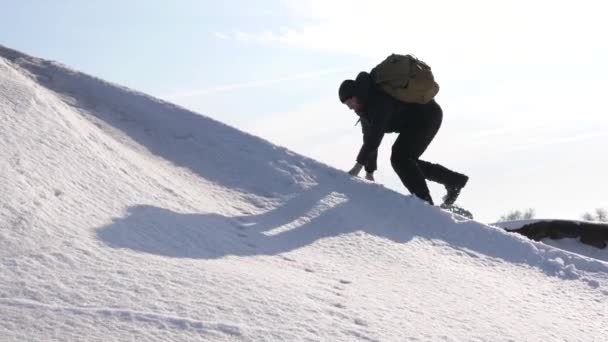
[1,45,607,341]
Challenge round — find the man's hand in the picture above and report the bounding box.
[365,172,375,182]
[348,163,363,176]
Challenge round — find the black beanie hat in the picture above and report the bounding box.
[339,79,356,103]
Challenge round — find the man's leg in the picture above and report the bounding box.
[390,127,438,205]
[390,101,443,205]
[418,160,468,188]
[391,153,434,204]
[418,160,468,206]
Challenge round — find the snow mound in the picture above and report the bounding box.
[1,45,607,341]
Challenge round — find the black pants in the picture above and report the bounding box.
[390,101,466,205]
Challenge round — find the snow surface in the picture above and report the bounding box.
[1,45,607,341]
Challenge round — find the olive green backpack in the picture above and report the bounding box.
[371,54,439,104]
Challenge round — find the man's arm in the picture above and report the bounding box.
[356,113,389,168]
[357,123,378,173]
[352,71,391,167]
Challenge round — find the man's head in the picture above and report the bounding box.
[339,79,362,112]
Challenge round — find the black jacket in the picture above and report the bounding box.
[351,72,442,172]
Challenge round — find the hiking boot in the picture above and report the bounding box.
[442,176,468,207]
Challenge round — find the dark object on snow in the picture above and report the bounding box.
[508,220,608,249]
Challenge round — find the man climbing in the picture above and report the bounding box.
[339,54,468,207]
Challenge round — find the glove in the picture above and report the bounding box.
[365,172,375,182]
[348,163,363,176]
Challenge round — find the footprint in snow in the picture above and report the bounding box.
[280,255,296,262]
[353,318,368,327]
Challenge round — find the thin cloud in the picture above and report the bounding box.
[212,30,285,44]
[508,131,608,152]
[163,66,352,100]
[213,32,229,40]
[219,0,606,62]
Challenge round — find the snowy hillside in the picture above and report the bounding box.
[1,45,607,341]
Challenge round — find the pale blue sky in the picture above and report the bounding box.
[2,0,607,222]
